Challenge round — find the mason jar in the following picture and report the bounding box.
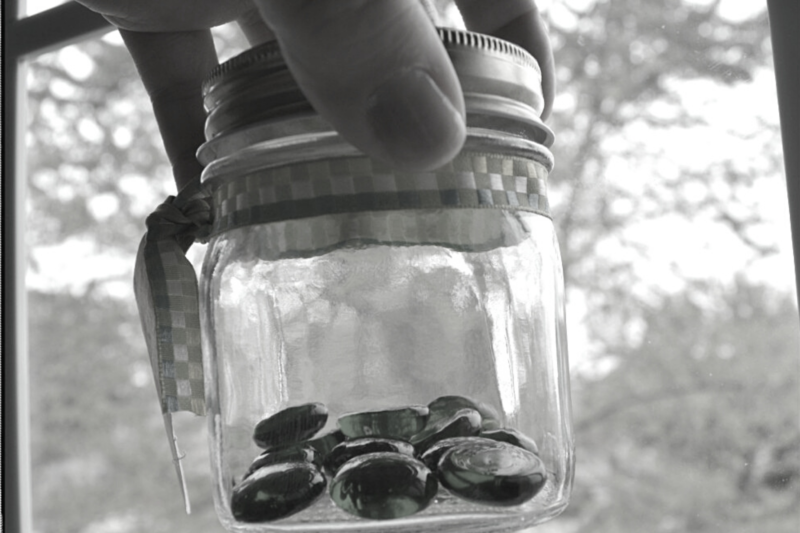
[196,27,573,533]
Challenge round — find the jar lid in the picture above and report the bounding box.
[201,27,553,151]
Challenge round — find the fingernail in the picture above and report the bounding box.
[366,67,465,170]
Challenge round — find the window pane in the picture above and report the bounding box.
[25,24,247,533]
[25,2,799,533]
[531,0,800,531]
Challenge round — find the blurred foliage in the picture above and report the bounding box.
[543,0,779,309]
[560,279,800,532]
[26,36,170,254]
[27,290,217,533]
[25,23,246,533]
[24,1,799,532]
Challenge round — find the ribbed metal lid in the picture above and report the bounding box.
[202,27,553,148]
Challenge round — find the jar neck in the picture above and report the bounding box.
[199,115,553,185]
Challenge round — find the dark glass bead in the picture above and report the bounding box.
[418,436,498,473]
[324,438,414,476]
[480,428,540,455]
[231,462,326,522]
[306,428,346,458]
[411,408,482,454]
[253,402,328,449]
[338,405,429,440]
[330,452,438,520]
[428,395,502,430]
[244,445,318,479]
[438,440,547,507]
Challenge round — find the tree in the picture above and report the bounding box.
[28,289,217,533]
[558,279,800,533]
[546,0,775,278]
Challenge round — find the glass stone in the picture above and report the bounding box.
[419,436,498,473]
[324,438,414,476]
[231,462,326,522]
[411,408,482,454]
[480,428,540,455]
[306,428,346,458]
[427,395,502,430]
[338,405,429,440]
[438,440,547,507]
[253,402,328,449]
[329,452,438,520]
[244,445,318,479]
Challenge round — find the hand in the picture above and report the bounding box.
[75,0,555,190]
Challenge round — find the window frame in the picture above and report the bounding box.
[2,1,798,531]
[4,3,112,532]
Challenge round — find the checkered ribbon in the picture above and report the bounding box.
[133,176,212,514]
[209,152,550,236]
[134,151,550,511]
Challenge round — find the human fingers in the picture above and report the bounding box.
[455,0,555,120]
[236,6,276,46]
[75,0,253,31]
[254,0,466,171]
[120,29,218,190]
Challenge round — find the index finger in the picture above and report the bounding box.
[253,0,467,171]
[120,29,218,190]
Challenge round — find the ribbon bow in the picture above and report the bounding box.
[133,176,212,513]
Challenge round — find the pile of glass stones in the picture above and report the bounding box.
[231,396,547,522]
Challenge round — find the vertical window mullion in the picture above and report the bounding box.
[5,0,33,530]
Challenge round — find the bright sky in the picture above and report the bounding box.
[538,0,767,23]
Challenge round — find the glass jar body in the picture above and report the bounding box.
[199,131,573,532]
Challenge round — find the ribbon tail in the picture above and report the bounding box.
[164,413,192,515]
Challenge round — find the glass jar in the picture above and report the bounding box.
[197,27,573,533]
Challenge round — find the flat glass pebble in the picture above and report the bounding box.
[338,405,429,440]
[253,402,328,449]
[244,445,318,478]
[411,408,482,454]
[231,462,326,522]
[428,395,502,430]
[324,438,414,476]
[480,428,540,455]
[419,436,497,473]
[330,452,438,520]
[306,428,346,458]
[438,440,547,507]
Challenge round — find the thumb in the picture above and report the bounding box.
[254,0,466,171]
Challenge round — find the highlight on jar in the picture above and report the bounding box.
[230,396,549,523]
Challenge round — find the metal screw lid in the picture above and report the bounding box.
[202,27,553,148]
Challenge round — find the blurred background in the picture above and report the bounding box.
[21,0,799,532]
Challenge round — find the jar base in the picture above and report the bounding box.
[216,479,568,533]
